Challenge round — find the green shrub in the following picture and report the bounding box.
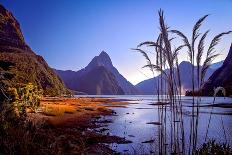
[8,83,43,115]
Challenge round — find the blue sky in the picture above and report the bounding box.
[0,0,231,84]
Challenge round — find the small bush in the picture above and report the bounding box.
[196,140,232,155]
[8,83,43,115]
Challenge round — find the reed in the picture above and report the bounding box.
[134,9,185,154]
[134,9,231,155]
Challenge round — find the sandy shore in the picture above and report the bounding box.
[28,97,131,154]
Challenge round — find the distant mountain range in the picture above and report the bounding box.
[0,4,67,96]
[55,50,225,95]
[135,60,223,95]
[55,51,140,95]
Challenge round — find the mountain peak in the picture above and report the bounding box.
[57,50,140,95]
[86,51,113,69]
[98,51,112,64]
[99,50,109,58]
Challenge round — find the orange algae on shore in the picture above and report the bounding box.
[29,97,129,127]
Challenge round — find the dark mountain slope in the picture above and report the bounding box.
[202,43,232,96]
[76,66,124,95]
[84,51,139,94]
[0,4,67,96]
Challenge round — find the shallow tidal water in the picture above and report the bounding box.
[76,95,232,154]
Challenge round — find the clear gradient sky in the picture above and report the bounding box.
[0,0,231,84]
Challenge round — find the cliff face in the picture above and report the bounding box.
[202,43,232,96]
[0,4,67,96]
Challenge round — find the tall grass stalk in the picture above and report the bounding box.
[134,9,231,155]
[135,9,186,154]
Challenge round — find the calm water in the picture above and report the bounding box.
[76,95,232,154]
